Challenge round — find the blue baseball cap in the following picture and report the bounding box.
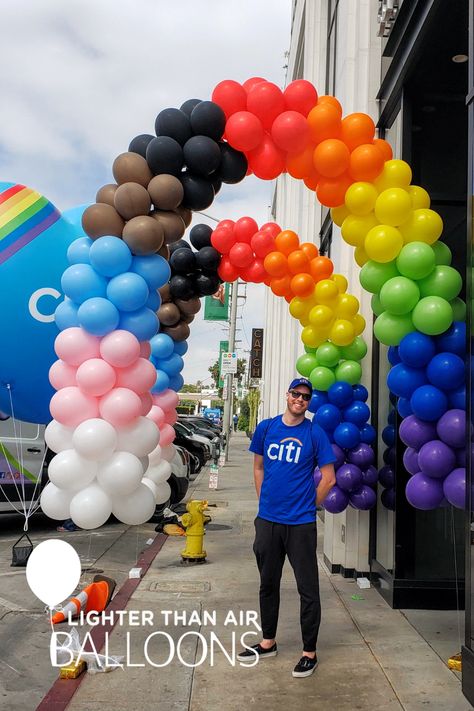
[288,377,312,393]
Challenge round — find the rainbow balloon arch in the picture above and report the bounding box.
[1,77,466,528]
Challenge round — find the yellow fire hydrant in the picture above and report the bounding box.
[181,500,208,562]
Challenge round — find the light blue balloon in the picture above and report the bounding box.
[78,297,120,336]
[173,341,188,356]
[61,263,108,304]
[160,353,184,377]
[55,299,79,330]
[90,236,132,277]
[150,333,174,359]
[146,290,161,311]
[152,369,170,393]
[107,272,149,312]
[63,203,89,236]
[67,237,93,264]
[119,307,159,341]
[131,254,171,290]
[168,374,184,392]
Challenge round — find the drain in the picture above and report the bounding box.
[147,580,210,593]
[206,501,228,507]
[81,567,104,574]
[205,523,232,531]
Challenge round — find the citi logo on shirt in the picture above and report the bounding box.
[267,437,303,463]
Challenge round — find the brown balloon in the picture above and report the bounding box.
[122,216,164,255]
[152,210,185,244]
[148,174,184,211]
[180,312,195,325]
[114,182,151,220]
[112,152,152,188]
[158,284,172,303]
[82,203,125,239]
[175,205,192,227]
[176,297,201,315]
[162,321,190,342]
[157,243,170,261]
[96,183,118,207]
[157,302,181,326]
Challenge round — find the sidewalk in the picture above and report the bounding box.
[65,432,472,711]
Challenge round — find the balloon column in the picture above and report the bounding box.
[169,224,222,300]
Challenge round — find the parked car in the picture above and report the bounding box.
[177,418,221,460]
[0,417,47,515]
[169,445,190,505]
[181,415,222,435]
[173,422,209,475]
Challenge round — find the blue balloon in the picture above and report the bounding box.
[388,410,396,426]
[343,401,370,427]
[131,254,171,290]
[426,352,465,391]
[315,404,341,432]
[146,290,161,311]
[174,340,188,356]
[387,346,401,365]
[107,272,149,312]
[150,333,175,360]
[360,424,376,444]
[61,263,107,303]
[159,353,184,377]
[435,321,466,357]
[78,297,120,336]
[333,422,361,449]
[449,386,466,410]
[89,236,132,277]
[387,363,427,399]
[328,382,353,408]
[152,369,170,393]
[308,390,328,414]
[168,374,184,392]
[67,237,92,264]
[119,307,159,341]
[397,397,412,418]
[410,385,448,422]
[352,384,368,402]
[55,299,79,330]
[398,332,435,368]
[382,425,395,446]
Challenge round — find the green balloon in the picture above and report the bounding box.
[374,311,414,346]
[432,240,452,265]
[359,260,399,294]
[412,296,453,335]
[379,276,420,315]
[396,242,436,280]
[335,360,362,385]
[450,297,466,321]
[316,342,341,368]
[371,293,384,316]
[304,345,317,354]
[309,366,336,391]
[296,353,319,377]
[418,265,462,301]
[340,336,368,361]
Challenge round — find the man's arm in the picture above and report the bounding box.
[316,463,336,506]
[254,454,264,499]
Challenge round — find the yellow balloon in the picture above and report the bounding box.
[314,279,339,304]
[309,304,334,328]
[364,224,403,263]
[398,208,443,245]
[374,159,412,191]
[335,294,360,319]
[345,182,378,216]
[301,325,327,349]
[330,319,355,346]
[374,188,412,227]
[354,245,369,267]
[289,296,312,321]
[352,313,366,336]
[341,213,378,247]
[331,273,348,293]
[408,185,430,209]
[330,204,350,227]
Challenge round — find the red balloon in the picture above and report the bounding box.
[271,111,310,153]
[217,219,235,231]
[218,255,240,282]
[241,259,266,283]
[229,242,254,268]
[233,216,259,244]
[247,81,286,130]
[211,226,236,254]
[212,80,247,119]
[225,111,264,152]
[243,76,266,93]
[260,222,281,237]
[251,230,276,258]
[248,134,285,180]
[283,80,319,116]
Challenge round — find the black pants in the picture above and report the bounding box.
[253,516,321,652]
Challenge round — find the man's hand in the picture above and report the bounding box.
[316,463,336,506]
[254,454,264,499]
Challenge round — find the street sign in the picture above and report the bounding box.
[250,328,264,378]
[204,283,230,321]
[218,340,229,388]
[209,464,219,489]
[221,352,237,375]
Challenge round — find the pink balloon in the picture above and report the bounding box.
[116,358,157,394]
[54,327,100,366]
[140,392,153,416]
[159,423,176,447]
[99,387,142,426]
[164,409,178,426]
[140,341,151,358]
[147,405,165,428]
[49,360,77,390]
[76,358,117,397]
[50,387,99,427]
[100,330,141,368]
[153,389,179,412]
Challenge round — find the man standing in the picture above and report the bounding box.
[237,377,336,677]
[233,413,238,432]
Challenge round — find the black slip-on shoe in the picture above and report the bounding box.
[236,642,278,662]
[292,655,318,677]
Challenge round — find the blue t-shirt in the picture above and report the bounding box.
[249,416,336,525]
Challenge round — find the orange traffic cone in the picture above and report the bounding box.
[51,575,116,624]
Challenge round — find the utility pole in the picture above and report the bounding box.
[222,279,238,461]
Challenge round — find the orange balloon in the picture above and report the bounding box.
[284,294,293,303]
[317,95,343,118]
[313,139,350,178]
[264,251,288,277]
[349,143,385,182]
[307,103,342,144]
[300,242,319,260]
[316,174,352,208]
[287,249,311,275]
[373,138,393,162]
[310,256,334,281]
[290,273,315,298]
[263,276,272,287]
[341,113,375,151]
[274,229,300,255]
[286,145,315,179]
[270,275,292,297]
[304,170,320,191]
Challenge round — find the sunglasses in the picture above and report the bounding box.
[288,389,311,402]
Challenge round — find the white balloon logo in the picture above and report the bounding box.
[26,539,81,608]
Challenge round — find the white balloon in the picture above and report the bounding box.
[40,483,73,520]
[26,539,81,607]
[45,420,74,453]
[160,445,176,462]
[142,477,158,501]
[112,483,156,525]
[73,418,117,461]
[146,460,172,485]
[48,450,97,491]
[155,481,172,505]
[115,417,160,457]
[97,451,143,496]
[70,483,112,529]
[138,456,149,474]
[148,443,162,466]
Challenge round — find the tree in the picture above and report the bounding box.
[181,383,200,393]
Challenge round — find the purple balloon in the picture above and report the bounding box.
[378,465,395,489]
[361,465,378,487]
[313,467,322,488]
[405,472,445,510]
[443,468,466,509]
[436,409,466,449]
[347,443,375,469]
[403,447,419,475]
[323,485,349,514]
[336,463,363,493]
[349,485,377,510]
[418,440,456,479]
[399,415,437,450]
[331,443,345,471]
[381,487,395,510]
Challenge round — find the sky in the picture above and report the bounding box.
[0,0,292,384]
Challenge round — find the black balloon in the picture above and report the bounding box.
[190,101,226,141]
[169,275,195,300]
[194,273,221,297]
[180,99,202,117]
[129,134,155,158]
[155,108,192,146]
[218,142,248,184]
[210,172,222,195]
[189,224,212,250]
[183,135,221,177]
[146,137,184,177]
[196,246,221,273]
[170,248,196,275]
[169,239,192,253]
[180,172,215,211]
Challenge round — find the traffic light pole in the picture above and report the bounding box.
[222,279,238,462]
